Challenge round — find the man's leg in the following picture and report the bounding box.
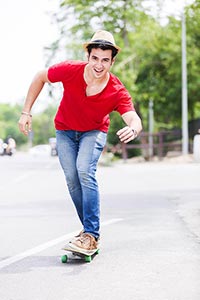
[56,130,84,224]
[77,130,107,240]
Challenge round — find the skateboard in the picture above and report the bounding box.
[61,244,99,263]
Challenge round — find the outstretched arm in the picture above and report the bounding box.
[116,111,142,143]
[18,69,50,136]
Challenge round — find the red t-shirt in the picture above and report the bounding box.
[48,61,134,132]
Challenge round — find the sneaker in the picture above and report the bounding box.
[69,233,98,252]
[75,230,84,238]
[68,229,84,244]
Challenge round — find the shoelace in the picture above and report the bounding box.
[77,233,94,249]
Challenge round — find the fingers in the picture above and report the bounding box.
[116,126,135,143]
[18,115,32,136]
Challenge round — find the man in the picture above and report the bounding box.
[18,30,142,252]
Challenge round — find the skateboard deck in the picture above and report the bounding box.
[61,244,99,263]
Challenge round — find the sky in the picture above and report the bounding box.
[0,0,59,109]
[0,0,195,109]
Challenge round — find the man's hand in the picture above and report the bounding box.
[18,69,49,136]
[116,126,137,143]
[18,114,32,136]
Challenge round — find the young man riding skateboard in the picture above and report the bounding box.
[18,30,142,252]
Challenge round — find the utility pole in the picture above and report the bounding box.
[181,7,189,155]
[148,99,154,158]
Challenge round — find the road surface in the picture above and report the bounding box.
[0,152,200,300]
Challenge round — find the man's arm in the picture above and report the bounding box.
[18,69,50,136]
[116,111,142,143]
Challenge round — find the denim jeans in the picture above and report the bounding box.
[56,130,107,239]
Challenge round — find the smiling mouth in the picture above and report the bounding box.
[94,68,103,74]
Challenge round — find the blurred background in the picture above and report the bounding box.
[0,0,199,162]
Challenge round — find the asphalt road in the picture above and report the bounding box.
[0,152,200,300]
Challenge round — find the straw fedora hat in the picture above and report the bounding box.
[83,30,121,52]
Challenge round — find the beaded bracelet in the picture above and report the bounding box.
[132,129,138,138]
[21,111,32,117]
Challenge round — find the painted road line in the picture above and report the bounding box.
[0,218,123,269]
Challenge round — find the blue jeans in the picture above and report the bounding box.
[56,130,107,239]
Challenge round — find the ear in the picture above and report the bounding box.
[111,58,115,66]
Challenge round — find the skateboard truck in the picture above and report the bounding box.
[61,245,99,263]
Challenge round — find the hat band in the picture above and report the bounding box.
[91,39,115,46]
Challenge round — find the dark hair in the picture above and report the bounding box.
[86,43,118,59]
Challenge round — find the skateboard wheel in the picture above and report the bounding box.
[61,255,68,263]
[85,255,92,263]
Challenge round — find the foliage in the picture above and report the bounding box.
[45,0,200,143]
[2,0,200,154]
[0,103,57,148]
[0,104,27,145]
[186,0,200,120]
[134,18,182,129]
[32,105,57,145]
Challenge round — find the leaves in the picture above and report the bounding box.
[44,0,200,144]
[0,104,57,147]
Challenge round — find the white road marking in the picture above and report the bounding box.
[0,218,123,269]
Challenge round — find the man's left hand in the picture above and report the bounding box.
[116,126,137,143]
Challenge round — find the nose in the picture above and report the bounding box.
[95,61,103,69]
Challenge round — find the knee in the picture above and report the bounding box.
[78,169,90,184]
[65,170,80,191]
[77,167,97,188]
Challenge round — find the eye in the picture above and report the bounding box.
[91,55,98,61]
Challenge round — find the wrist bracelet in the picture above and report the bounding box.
[21,111,32,117]
[132,129,138,138]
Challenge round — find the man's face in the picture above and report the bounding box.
[87,48,114,79]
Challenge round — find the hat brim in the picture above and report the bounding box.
[83,41,121,52]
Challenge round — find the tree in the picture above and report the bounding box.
[31,105,57,145]
[0,104,27,145]
[186,0,200,120]
[135,17,182,130]
[44,0,200,144]
[0,103,57,148]
[45,0,152,142]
